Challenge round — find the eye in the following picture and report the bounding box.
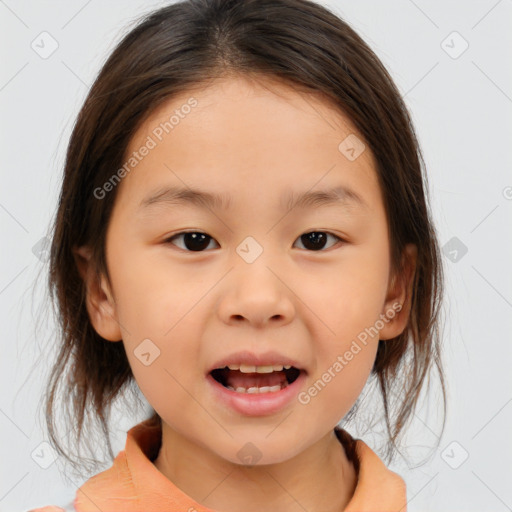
[165,231,219,252]
[293,231,344,251]
[164,230,344,252]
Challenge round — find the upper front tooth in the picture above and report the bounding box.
[237,364,290,373]
[255,365,274,373]
[239,364,277,373]
[283,365,291,369]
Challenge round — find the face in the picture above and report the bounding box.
[80,75,414,465]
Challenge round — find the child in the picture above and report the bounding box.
[31,0,446,510]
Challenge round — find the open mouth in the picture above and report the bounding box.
[210,366,302,394]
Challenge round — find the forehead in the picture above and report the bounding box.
[117,75,380,212]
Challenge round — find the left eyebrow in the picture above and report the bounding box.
[138,184,369,213]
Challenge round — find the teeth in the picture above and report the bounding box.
[239,364,256,373]
[226,384,285,393]
[255,365,274,373]
[233,364,292,373]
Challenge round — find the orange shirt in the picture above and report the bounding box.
[31,419,407,512]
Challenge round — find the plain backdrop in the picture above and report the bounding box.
[1,1,511,510]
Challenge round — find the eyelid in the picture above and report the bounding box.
[294,231,344,250]
[163,230,220,251]
[163,230,346,252]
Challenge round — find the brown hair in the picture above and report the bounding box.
[43,0,446,478]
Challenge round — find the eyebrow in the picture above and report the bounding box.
[139,184,368,213]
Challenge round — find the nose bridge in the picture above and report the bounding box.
[233,234,280,294]
[235,234,268,266]
[217,234,295,326]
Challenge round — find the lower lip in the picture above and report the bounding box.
[206,371,307,416]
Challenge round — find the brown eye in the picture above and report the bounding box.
[165,232,218,252]
[293,231,343,251]
[165,230,344,253]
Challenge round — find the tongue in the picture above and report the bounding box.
[225,370,287,389]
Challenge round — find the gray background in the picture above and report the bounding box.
[1,0,511,510]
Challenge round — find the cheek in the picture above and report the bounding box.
[126,360,195,427]
[109,248,211,396]
[292,250,385,410]
[122,321,203,416]
[300,338,378,425]
[297,257,388,342]
[109,249,199,334]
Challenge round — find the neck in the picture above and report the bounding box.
[153,424,357,512]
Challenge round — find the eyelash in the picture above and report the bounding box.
[163,230,345,252]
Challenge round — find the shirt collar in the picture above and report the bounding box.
[75,418,407,511]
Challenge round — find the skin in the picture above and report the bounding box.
[74,74,417,512]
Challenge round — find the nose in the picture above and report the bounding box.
[217,257,295,328]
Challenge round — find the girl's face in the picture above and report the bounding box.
[83,75,415,465]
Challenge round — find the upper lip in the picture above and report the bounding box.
[208,350,306,374]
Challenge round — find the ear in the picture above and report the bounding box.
[379,243,417,340]
[72,245,123,342]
